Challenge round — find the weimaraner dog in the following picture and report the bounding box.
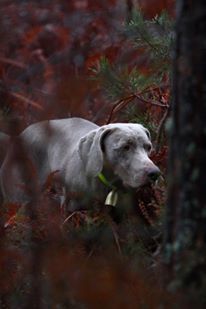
[0,118,160,208]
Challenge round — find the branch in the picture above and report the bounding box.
[106,88,169,124]
[155,108,170,152]
[11,92,43,111]
[106,94,135,124]
[135,94,169,108]
[0,57,26,69]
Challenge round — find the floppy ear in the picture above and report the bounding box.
[142,126,151,140]
[78,127,112,177]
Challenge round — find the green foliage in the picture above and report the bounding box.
[91,57,127,100]
[92,57,164,105]
[92,10,173,105]
[126,10,174,66]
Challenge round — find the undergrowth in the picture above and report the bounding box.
[0,1,175,307]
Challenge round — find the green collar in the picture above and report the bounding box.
[98,172,115,189]
[98,172,118,207]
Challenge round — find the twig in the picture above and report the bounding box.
[106,89,169,124]
[143,83,169,93]
[0,57,26,69]
[155,108,170,152]
[104,214,122,256]
[11,92,43,111]
[135,94,169,108]
[106,95,135,124]
[110,222,122,256]
[86,248,95,261]
[61,211,79,227]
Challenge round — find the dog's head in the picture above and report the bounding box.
[78,123,160,188]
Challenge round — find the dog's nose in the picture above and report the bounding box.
[147,167,161,182]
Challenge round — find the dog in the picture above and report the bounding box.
[0,118,160,209]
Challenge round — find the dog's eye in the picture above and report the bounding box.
[122,144,131,151]
[144,143,152,152]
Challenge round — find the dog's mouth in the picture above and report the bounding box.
[139,178,157,189]
[137,171,162,190]
[134,184,161,225]
[113,169,162,190]
[120,178,163,225]
[122,178,153,190]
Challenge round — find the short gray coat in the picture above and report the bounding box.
[0,118,159,206]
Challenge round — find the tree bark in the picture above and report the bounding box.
[165,0,206,290]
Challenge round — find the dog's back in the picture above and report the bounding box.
[0,118,99,204]
[20,118,98,177]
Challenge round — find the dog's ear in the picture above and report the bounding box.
[142,126,151,140]
[78,127,112,177]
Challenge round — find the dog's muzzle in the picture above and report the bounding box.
[147,166,161,182]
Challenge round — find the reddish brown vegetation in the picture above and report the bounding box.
[0,0,174,307]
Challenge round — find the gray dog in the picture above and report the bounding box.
[0,118,160,208]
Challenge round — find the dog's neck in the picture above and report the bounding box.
[99,163,125,191]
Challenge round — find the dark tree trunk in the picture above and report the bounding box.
[165,0,206,291]
[126,0,133,22]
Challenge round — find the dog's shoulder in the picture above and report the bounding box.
[21,118,99,140]
[52,117,99,133]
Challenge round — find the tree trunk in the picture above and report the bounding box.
[165,0,206,291]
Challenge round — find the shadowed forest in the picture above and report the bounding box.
[0,0,206,308]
